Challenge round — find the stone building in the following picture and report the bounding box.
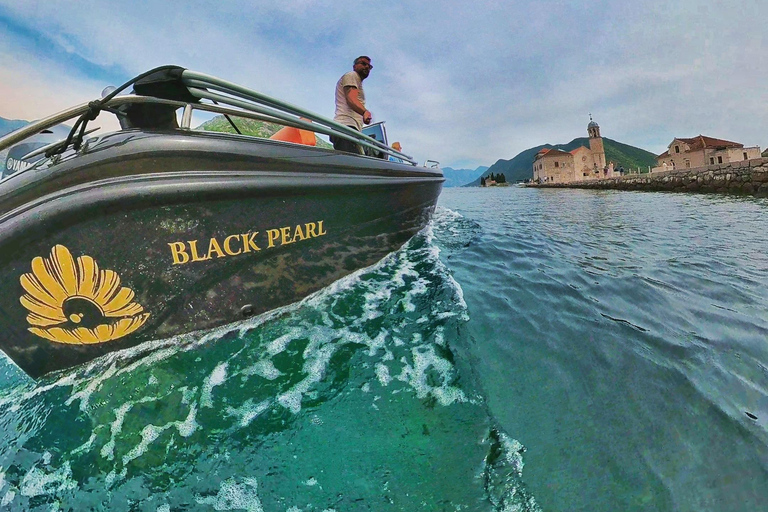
[657,135,761,170]
[532,117,607,183]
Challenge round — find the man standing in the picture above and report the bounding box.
[331,56,374,154]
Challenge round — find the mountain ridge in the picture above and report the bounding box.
[0,117,29,138]
[441,166,489,187]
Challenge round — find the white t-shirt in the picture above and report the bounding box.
[333,71,365,130]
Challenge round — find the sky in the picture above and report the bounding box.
[0,0,766,169]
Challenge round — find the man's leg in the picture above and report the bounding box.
[331,127,363,154]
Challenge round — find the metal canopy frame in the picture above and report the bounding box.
[0,69,418,165]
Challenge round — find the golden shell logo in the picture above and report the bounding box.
[19,245,149,344]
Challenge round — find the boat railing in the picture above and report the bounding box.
[0,69,419,166]
[0,96,188,155]
[179,71,415,164]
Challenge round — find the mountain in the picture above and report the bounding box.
[1,117,29,164]
[441,166,489,187]
[197,115,332,148]
[467,137,659,186]
[0,117,28,137]
[601,138,660,173]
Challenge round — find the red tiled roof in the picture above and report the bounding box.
[569,146,588,154]
[540,148,571,157]
[673,135,743,151]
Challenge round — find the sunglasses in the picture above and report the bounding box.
[356,61,373,68]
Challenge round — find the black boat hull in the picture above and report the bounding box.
[0,130,443,378]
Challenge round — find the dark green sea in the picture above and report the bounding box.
[1,186,766,511]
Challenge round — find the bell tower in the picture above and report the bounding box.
[588,114,605,169]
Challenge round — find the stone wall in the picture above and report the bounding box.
[529,157,768,197]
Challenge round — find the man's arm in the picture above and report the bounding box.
[344,86,372,124]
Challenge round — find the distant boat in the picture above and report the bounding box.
[0,65,443,379]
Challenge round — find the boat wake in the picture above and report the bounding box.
[0,214,538,511]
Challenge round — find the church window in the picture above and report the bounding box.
[717,156,723,164]
[743,152,748,160]
[710,157,715,164]
[674,145,680,153]
[554,162,559,168]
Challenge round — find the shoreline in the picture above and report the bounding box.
[527,157,768,197]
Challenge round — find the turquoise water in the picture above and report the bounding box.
[1,186,767,510]
[439,187,768,511]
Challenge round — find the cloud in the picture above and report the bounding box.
[0,39,106,118]
[1,0,766,167]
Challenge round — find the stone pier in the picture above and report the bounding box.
[529,158,768,197]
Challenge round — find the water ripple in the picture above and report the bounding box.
[438,187,768,511]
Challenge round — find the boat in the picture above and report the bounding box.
[0,65,443,379]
